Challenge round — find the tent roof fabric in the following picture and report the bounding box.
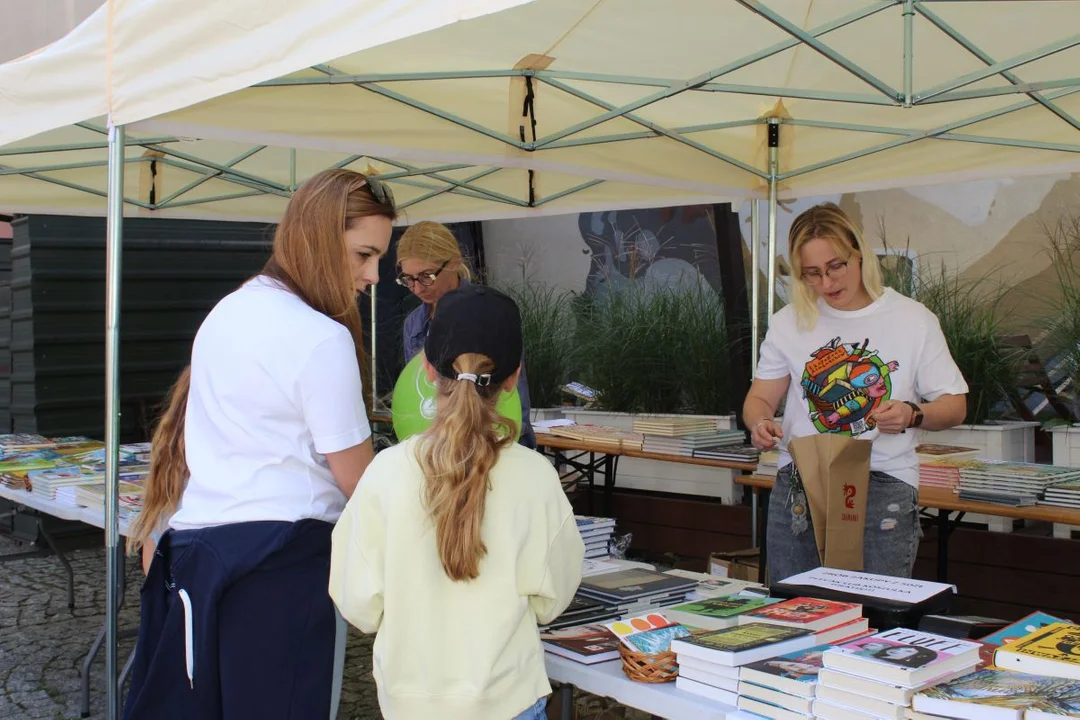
[3,0,1080,221]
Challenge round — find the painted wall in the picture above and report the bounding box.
[483,171,1080,337]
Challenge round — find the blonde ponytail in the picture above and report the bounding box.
[416,353,517,581]
[128,366,190,553]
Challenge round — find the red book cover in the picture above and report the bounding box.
[742,597,863,632]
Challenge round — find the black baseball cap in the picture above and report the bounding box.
[424,285,523,387]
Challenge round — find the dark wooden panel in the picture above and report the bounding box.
[573,489,752,536]
[917,523,1080,577]
[618,521,751,561]
[573,488,1079,622]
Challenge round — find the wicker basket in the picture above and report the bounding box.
[618,642,679,683]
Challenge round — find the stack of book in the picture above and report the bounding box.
[956,461,1080,507]
[737,643,831,720]
[0,451,65,490]
[576,515,617,560]
[549,423,644,452]
[538,592,621,633]
[0,434,60,455]
[912,620,1080,720]
[632,417,721,435]
[918,444,979,463]
[661,569,768,601]
[640,430,747,457]
[913,668,1080,720]
[756,449,780,477]
[814,628,984,720]
[575,567,699,617]
[1038,479,1080,509]
[917,445,979,491]
[539,622,623,665]
[741,597,872,646]
[632,417,743,457]
[692,444,760,463]
[670,622,818,704]
[0,435,153,521]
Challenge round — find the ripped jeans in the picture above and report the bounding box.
[766,463,922,584]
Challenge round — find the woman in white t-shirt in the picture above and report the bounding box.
[743,203,968,583]
[123,169,396,720]
[329,285,585,720]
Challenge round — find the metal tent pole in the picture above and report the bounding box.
[749,200,760,378]
[104,123,125,720]
[370,284,377,412]
[766,119,780,324]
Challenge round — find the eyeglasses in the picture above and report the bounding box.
[364,177,396,209]
[801,260,850,284]
[396,259,450,288]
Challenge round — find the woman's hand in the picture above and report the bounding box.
[751,419,784,450]
[872,400,914,434]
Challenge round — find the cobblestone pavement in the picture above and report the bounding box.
[0,531,647,720]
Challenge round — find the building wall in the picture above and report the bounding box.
[482,171,1080,339]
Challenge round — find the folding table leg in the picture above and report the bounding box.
[35,520,75,609]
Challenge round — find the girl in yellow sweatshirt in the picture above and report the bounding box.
[329,284,585,720]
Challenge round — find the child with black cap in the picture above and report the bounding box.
[329,284,585,720]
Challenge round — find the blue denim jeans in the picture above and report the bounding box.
[511,696,548,720]
[766,463,922,584]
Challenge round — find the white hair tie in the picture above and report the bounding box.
[456,372,492,387]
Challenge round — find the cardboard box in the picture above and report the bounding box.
[708,548,762,582]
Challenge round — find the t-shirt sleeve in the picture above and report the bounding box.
[329,476,385,634]
[756,324,792,381]
[298,328,372,454]
[914,311,970,401]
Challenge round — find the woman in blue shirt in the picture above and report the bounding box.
[397,221,536,448]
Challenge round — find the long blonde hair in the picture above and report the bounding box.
[128,366,190,553]
[416,353,517,581]
[397,221,471,282]
[788,202,884,330]
[128,169,396,552]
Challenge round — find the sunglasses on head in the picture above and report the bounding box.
[362,176,395,209]
[396,259,450,288]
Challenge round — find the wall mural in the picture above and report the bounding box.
[578,206,722,299]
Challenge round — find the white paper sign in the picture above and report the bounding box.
[780,567,956,604]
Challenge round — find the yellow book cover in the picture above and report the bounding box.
[1002,624,1080,667]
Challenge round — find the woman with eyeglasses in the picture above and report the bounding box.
[123,169,396,720]
[396,220,537,448]
[743,202,967,583]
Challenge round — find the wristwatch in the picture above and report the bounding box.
[904,401,924,428]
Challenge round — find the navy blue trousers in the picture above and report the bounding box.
[122,520,337,720]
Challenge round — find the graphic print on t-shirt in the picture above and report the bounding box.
[800,337,899,436]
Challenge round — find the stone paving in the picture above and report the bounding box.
[0,528,647,719]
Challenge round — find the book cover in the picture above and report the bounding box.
[741,643,830,683]
[669,595,778,619]
[979,613,1070,666]
[998,624,1080,671]
[577,568,696,600]
[917,668,1080,712]
[540,623,621,662]
[744,596,861,630]
[605,612,675,647]
[623,624,692,654]
[920,444,980,455]
[828,628,982,673]
[677,622,812,653]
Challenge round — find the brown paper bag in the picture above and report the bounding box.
[788,434,872,571]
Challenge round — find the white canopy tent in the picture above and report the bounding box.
[4,2,1080,716]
